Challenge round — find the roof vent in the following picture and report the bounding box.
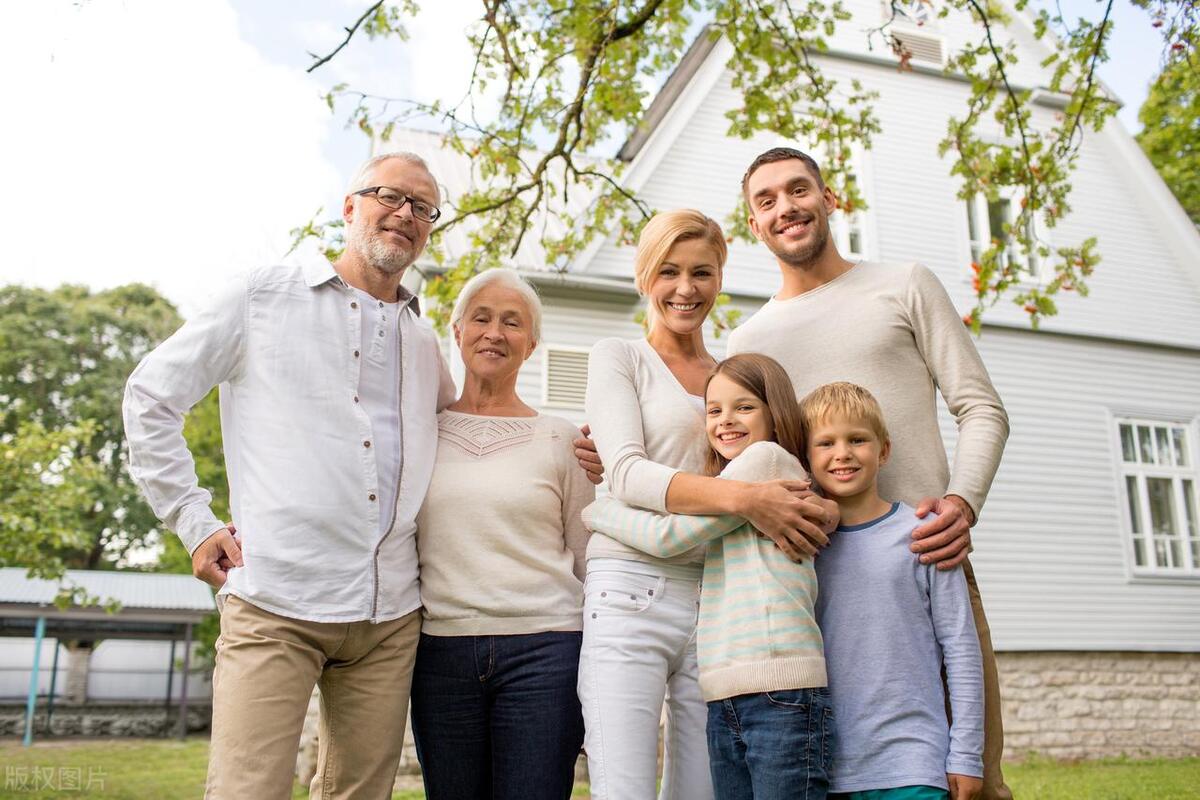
[892,28,947,67]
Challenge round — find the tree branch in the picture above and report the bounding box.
[307,1,385,73]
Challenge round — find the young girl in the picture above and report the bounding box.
[582,353,834,799]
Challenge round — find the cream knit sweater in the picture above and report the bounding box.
[415,410,594,635]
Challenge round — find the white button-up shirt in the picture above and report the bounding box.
[124,253,455,623]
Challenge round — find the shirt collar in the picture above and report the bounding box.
[301,254,422,316]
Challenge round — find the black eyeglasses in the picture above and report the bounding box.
[353,186,442,223]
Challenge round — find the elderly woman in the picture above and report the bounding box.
[410,268,594,800]
[579,209,836,799]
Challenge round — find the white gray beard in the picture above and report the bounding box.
[348,225,413,275]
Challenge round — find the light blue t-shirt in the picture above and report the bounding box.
[815,502,984,793]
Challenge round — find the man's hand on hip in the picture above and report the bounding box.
[741,481,835,563]
[911,494,973,570]
[193,525,243,589]
[572,424,605,486]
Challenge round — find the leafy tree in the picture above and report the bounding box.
[0,284,184,572]
[1137,52,1199,225]
[296,0,1196,331]
[0,421,105,604]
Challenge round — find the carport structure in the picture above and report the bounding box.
[0,568,216,744]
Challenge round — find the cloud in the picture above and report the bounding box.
[0,0,342,315]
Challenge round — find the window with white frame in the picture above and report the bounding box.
[832,169,869,260]
[965,194,1044,280]
[1117,419,1200,575]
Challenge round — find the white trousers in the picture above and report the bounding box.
[578,559,714,800]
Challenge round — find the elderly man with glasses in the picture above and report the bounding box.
[125,153,466,799]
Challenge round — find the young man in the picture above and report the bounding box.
[803,381,983,800]
[726,148,1011,799]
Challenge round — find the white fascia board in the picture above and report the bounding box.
[573,35,734,275]
[1101,117,1200,292]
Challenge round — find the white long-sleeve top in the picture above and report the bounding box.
[123,254,455,623]
[584,337,708,566]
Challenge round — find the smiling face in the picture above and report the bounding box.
[705,372,775,462]
[647,237,723,337]
[343,158,439,275]
[805,414,890,501]
[453,284,537,384]
[745,158,838,268]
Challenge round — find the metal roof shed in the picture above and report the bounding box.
[0,568,216,744]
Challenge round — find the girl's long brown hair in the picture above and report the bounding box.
[703,353,805,476]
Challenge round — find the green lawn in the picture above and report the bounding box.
[0,738,1196,798]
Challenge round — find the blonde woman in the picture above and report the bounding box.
[579,210,837,799]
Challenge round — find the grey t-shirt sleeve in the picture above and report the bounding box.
[926,562,985,778]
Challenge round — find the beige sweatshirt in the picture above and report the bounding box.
[728,261,1009,516]
[415,410,595,635]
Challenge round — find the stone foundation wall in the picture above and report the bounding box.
[996,651,1200,761]
[0,702,211,738]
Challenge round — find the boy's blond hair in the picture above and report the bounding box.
[799,382,890,448]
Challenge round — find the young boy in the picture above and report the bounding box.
[801,382,984,800]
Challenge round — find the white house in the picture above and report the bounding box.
[391,0,1200,760]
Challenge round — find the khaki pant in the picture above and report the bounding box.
[963,558,1013,800]
[205,596,421,800]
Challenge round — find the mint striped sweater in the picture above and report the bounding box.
[581,441,826,701]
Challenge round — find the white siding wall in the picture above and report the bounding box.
[0,639,209,701]
[946,327,1200,651]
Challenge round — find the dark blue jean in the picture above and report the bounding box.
[410,631,584,800]
[706,687,835,800]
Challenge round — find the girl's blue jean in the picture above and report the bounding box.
[707,687,835,800]
[410,631,584,800]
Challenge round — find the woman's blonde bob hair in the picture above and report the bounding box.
[633,209,728,297]
[703,353,805,477]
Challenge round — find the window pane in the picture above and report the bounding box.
[1192,540,1200,568]
[1155,427,1172,466]
[1126,475,1142,533]
[1154,538,1170,568]
[1120,424,1136,462]
[966,199,979,243]
[1173,428,1190,467]
[1147,478,1178,537]
[1132,537,1146,567]
[1169,539,1183,568]
[1138,426,1154,463]
[1184,480,1197,539]
[848,226,863,256]
[987,198,1009,243]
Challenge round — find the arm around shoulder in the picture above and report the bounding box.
[907,264,1009,518]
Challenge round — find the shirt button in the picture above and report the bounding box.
[353,350,360,358]
[600,592,607,598]
[363,440,371,448]
[648,589,654,596]
[368,493,377,501]
[378,329,385,337]
[353,395,360,403]
[350,301,358,309]
[630,594,637,601]
[378,301,384,308]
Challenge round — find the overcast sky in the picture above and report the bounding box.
[0,0,1167,316]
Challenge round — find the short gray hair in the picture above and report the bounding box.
[347,152,440,204]
[450,269,542,343]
